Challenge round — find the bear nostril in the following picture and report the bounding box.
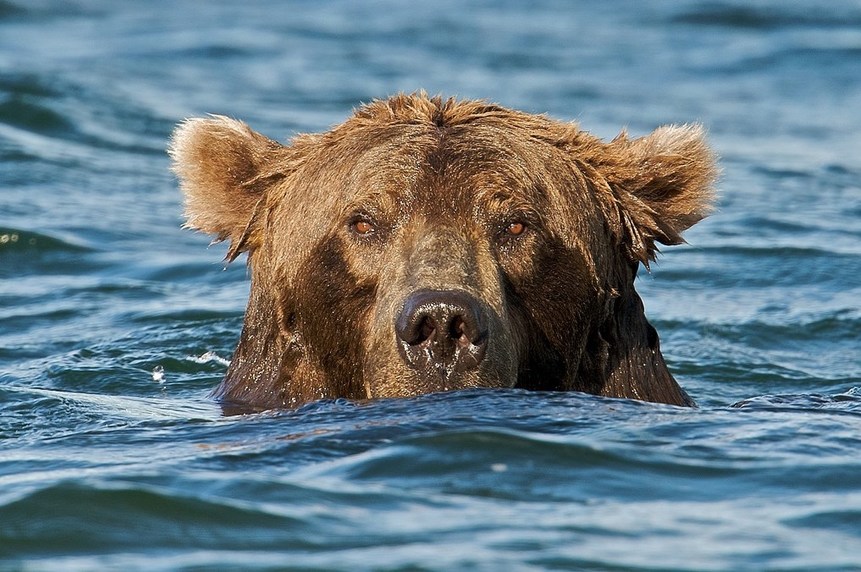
[417,316,436,345]
[396,289,488,374]
[450,317,471,348]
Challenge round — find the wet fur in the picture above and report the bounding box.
[170,93,717,410]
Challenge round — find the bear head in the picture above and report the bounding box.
[170,93,716,410]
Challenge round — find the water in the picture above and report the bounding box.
[1,1,860,570]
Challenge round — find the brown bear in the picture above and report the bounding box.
[170,93,716,410]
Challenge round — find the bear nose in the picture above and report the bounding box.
[395,289,488,375]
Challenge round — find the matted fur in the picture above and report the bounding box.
[170,93,717,411]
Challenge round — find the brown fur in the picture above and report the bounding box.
[169,93,717,410]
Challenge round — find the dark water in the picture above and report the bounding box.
[2,1,860,570]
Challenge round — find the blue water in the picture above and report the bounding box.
[1,1,860,570]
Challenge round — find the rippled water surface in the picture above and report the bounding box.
[1,1,860,570]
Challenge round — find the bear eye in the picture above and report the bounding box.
[352,220,374,235]
[506,221,527,236]
[500,220,529,240]
[495,216,533,249]
[348,214,377,237]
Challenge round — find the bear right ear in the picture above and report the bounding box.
[572,124,718,266]
[169,116,285,261]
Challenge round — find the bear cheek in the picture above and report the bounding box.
[509,235,601,356]
[293,236,377,398]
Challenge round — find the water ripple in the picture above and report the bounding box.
[2,1,861,569]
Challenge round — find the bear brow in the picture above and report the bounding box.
[342,182,411,218]
[470,170,549,207]
[481,194,541,221]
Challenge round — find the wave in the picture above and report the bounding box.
[0,481,312,555]
[671,4,861,30]
[733,386,861,413]
[0,97,71,135]
[3,395,860,570]
[0,228,91,254]
[0,228,99,281]
[0,1,24,21]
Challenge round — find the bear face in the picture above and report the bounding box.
[170,94,717,410]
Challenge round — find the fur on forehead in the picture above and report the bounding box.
[171,93,716,265]
[331,96,716,264]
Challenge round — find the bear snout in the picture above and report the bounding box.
[395,289,489,377]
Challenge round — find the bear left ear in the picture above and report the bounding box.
[169,116,286,261]
[586,124,718,265]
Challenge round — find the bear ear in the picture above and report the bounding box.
[169,116,285,261]
[586,124,718,265]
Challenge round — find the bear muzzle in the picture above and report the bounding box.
[395,289,489,380]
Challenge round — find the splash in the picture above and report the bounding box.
[151,365,165,383]
[186,351,231,367]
